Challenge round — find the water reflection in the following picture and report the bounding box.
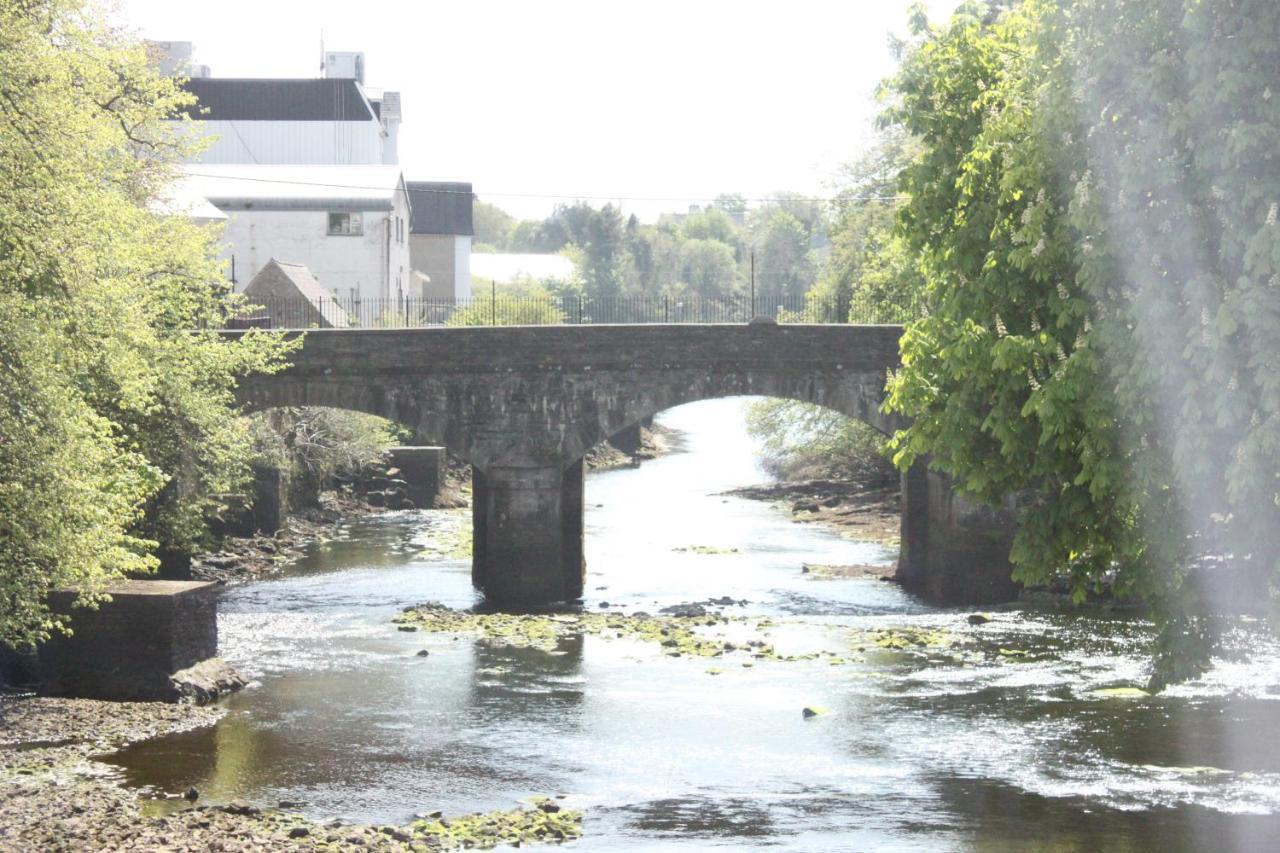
[99,399,1280,850]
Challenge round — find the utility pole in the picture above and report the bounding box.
[750,250,755,318]
[491,279,496,326]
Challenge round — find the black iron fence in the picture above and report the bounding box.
[221,292,921,330]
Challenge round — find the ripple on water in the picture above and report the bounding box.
[100,399,1280,850]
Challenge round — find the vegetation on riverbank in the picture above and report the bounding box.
[0,1,295,648]
[879,0,1280,686]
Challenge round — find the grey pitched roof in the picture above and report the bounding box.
[178,78,376,122]
[242,259,350,328]
[407,181,474,236]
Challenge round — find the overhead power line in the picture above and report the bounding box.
[181,170,908,205]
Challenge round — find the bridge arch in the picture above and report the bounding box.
[564,375,904,469]
[229,325,1017,608]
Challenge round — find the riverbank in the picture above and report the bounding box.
[584,423,677,471]
[191,489,381,584]
[194,425,677,586]
[0,695,580,851]
[726,476,900,578]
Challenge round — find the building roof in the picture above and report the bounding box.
[242,259,350,328]
[177,78,377,122]
[407,181,473,236]
[181,164,408,212]
[153,175,228,222]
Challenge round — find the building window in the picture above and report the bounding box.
[328,212,363,236]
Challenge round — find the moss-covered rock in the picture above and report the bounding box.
[409,799,583,849]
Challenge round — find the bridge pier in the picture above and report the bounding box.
[608,422,643,455]
[897,462,1020,605]
[472,460,585,605]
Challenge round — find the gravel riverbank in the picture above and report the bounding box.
[0,695,581,851]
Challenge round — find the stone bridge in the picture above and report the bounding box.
[229,325,1017,607]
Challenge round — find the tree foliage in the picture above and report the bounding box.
[446,283,567,326]
[490,195,837,304]
[881,0,1280,685]
[807,130,922,322]
[747,400,895,484]
[0,0,292,646]
[249,408,406,498]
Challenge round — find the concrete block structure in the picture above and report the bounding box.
[388,446,446,507]
[38,581,219,702]
[182,164,412,303]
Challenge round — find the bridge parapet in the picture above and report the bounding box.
[230,324,907,469]
[228,324,1016,608]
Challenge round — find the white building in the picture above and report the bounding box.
[163,46,401,166]
[182,164,412,303]
[153,42,472,299]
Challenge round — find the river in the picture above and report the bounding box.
[103,398,1280,851]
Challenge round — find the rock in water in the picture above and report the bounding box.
[183,787,199,802]
[658,603,707,618]
[802,706,830,718]
[967,613,993,625]
[222,800,260,816]
[169,658,247,706]
[415,649,430,657]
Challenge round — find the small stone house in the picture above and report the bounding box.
[240,259,350,328]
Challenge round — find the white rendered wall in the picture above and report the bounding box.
[454,236,472,299]
[218,198,411,304]
[181,120,387,165]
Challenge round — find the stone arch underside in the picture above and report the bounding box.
[237,367,905,473]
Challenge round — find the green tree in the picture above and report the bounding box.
[713,193,748,221]
[881,0,1280,685]
[0,0,292,647]
[579,203,628,300]
[747,400,894,483]
[680,208,742,256]
[752,209,817,304]
[250,408,406,500]
[678,239,741,300]
[808,130,922,323]
[446,283,566,325]
[472,199,516,251]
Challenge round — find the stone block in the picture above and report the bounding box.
[897,464,1020,605]
[388,446,445,507]
[252,463,288,534]
[38,580,221,702]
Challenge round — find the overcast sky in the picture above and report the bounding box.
[115,0,960,221]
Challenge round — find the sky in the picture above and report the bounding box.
[115,0,960,221]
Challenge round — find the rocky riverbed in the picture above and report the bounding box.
[0,695,582,851]
[583,423,676,471]
[726,478,900,579]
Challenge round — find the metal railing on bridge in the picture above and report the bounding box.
[221,292,921,330]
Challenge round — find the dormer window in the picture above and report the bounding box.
[328,212,363,236]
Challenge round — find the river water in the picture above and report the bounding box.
[104,398,1280,851]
